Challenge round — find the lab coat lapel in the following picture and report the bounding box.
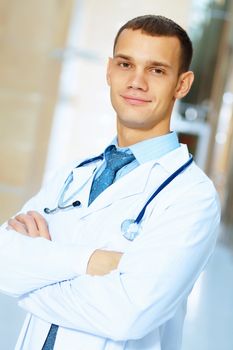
[65,161,98,201]
[72,162,97,183]
[63,145,190,219]
[80,144,190,216]
[83,160,156,215]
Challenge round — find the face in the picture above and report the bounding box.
[107,29,194,143]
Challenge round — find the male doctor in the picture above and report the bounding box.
[0,15,220,350]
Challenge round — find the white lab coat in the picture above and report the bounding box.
[0,144,220,350]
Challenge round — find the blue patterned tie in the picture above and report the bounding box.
[42,324,58,349]
[88,146,135,205]
[42,146,134,349]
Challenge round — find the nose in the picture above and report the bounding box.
[128,69,148,91]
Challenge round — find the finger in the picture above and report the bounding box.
[7,218,28,235]
[15,214,39,237]
[27,211,51,240]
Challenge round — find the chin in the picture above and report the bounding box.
[118,118,151,130]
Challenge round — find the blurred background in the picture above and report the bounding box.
[0,0,233,349]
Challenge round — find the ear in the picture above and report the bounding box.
[174,71,194,99]
[106,57,113,86]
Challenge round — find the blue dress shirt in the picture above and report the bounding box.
[100,132,180,181]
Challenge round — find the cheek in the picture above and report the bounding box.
[154,82,176,101]
[111,70,131,88]
[109,77,126,102]
[109,77,119,95]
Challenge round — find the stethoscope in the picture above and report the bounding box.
[44,153,193,241]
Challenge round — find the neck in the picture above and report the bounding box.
[117,122,171,147]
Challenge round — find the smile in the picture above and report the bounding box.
[121,95,152,106]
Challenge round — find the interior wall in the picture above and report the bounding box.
[0,0,75,223]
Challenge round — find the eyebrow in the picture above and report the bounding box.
[113,54,172,69]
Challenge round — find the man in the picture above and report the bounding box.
[0,15,220,350]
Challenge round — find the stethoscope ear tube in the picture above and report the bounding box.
[44,154,104,215]
[44,200,81,214]
[44,207,55,214]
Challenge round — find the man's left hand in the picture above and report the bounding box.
[7,211,51,240]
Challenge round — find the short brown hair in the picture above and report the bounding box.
[113,15,193,74]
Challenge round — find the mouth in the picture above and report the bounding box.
[120,94,152,106]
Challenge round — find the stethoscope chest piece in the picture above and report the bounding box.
[121,219,140,241]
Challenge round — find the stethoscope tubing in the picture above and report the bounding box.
[44,154,104,214]
[134,155,193,224]
[77,154,104,168]
[44,153,193,240]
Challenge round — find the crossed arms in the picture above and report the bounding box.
[0,178,220,340]
[8,211,122,276]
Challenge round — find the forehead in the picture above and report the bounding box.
[114,29,181,70]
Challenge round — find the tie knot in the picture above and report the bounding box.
[88,146,135,205]
[105,146,135,172]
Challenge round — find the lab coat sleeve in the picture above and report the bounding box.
[18,181,221,341]
[0,230,96,297]
[0,167,97,297]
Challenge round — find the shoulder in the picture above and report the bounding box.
[155,145,220,210]
[185,161,217,198]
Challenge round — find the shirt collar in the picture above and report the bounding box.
[108,132,180,164]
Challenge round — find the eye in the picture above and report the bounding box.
[118,62,132,69]
[150,68,165,75]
